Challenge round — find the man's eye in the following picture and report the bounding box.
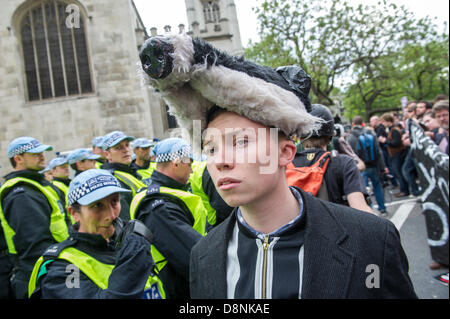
[235,138,248,147]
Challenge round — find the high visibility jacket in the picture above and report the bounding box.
[95,161,103,169]
[28,241,165,299]
[136,162,157,181]
[189,161,217,226]
[112,170,147,197]
[130,185,207,279]
[0,177,69,254]
[52,180,74,224]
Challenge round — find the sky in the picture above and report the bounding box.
[133,0,449,47]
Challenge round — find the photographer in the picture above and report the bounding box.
[28,169,161,299]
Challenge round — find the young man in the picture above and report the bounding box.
[295,106,373,214]
[28,169,158,298]
[0,137,69,298]
[91,136,106,169]
[48,156,71,199]
[138,34,417,299]
[347,115,388,215]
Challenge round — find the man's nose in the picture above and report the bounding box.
[213,148,235,171]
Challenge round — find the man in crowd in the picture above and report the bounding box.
[130,138,156,185]
[348,116,388,215]
[379,114,411,197]
[67,148,101,176]
[415,100,428,122]
[295,105,373,214]
[370,115,397,188]
[0,137,69,298]
[432,100,449,155]
[101,131,146,220]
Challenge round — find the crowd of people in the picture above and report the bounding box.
[330,95,449,213]
[0,32,448,299]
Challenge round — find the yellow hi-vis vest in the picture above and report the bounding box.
[112,170,147,196]
[0,177,69,254]
[52,180,74,224]
[189,161,217,226]
[129,185,207,277]
[136,162,157,181]
[28,245,165,299]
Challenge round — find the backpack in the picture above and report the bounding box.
[286,151,331,198]
[352,131,378,167]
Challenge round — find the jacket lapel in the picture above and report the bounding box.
[201,211,237,298]
[300,192,355,299]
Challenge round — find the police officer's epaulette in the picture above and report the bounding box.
[145,185,165,210]
[42,237,77,260]
[143,185,193,223]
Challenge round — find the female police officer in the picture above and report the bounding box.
[28,169,163,299]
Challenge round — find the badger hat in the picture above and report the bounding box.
[138,34,321,138]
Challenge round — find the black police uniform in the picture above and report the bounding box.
[30,226,153,298]
[133,170,203,299]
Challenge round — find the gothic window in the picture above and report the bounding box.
[203,1,220,24]
[19,0,93,101]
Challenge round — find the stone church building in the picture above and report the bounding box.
[0,0,243,178]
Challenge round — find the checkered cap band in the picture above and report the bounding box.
[102,132,129,150]
[155,145,193,162]
[8,140,41,158]
[68,175,122,206]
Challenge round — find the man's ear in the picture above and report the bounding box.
[278,139,296,167]
[68,206,80,223]
[104,150,112,162]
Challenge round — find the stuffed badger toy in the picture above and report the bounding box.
[138,33,321,138]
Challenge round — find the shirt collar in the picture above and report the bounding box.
[236,186,304,240]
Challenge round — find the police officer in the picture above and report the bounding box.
[68,148,101,176]
[101,131,146,220]
[91,136,106,169]
[48,156,71,201]
[130,138,207,299]
[0,137,69,298]
[296,105,373,214]
[130,138,156,185]
[28,169,162,299]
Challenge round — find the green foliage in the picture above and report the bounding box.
[246,0,449,120]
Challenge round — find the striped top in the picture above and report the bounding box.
[226,187,306,299]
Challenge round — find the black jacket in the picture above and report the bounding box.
[1,170,67,299]
[190,187,417,299]
[134,170,203,299]
[32,227,153,298]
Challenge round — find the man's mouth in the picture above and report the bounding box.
[217,178,241,190]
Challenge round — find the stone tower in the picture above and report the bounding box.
[185,0,243,55]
